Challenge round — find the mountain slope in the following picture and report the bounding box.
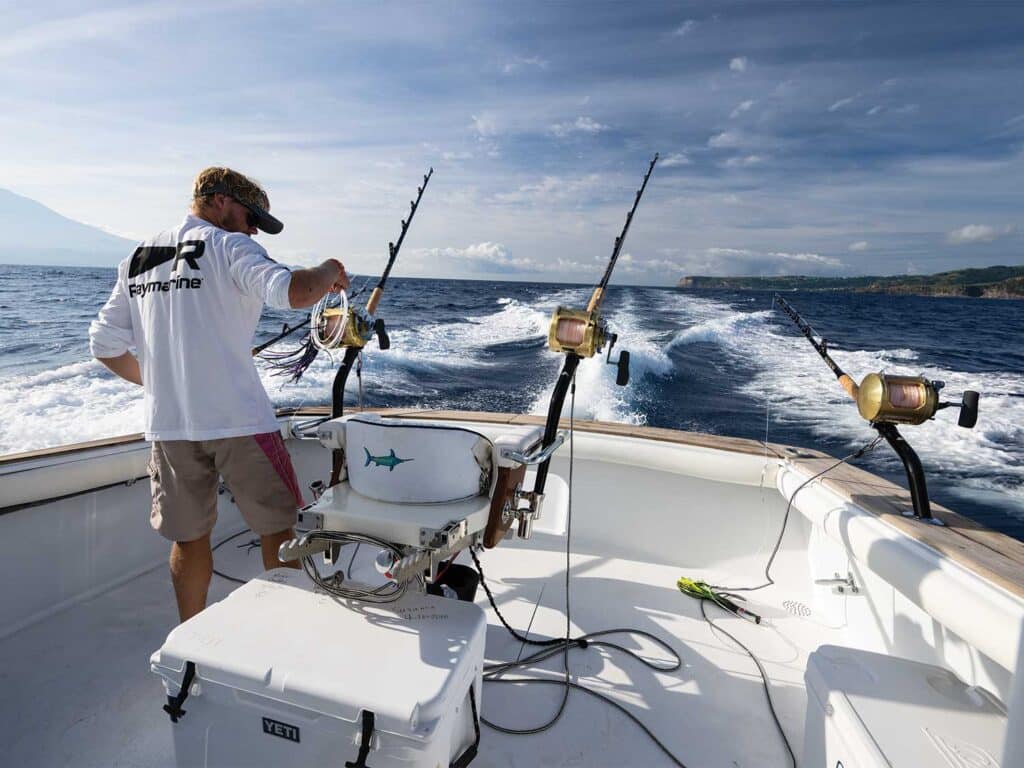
[677,265,1024,298]
[0,189,137,267]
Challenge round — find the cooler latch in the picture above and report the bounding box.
[345,710,376,768]
[162,661,196,723]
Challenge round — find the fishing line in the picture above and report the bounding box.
[211,528,257,585]
[673,435,882,765]
[472,374,689,767]
[711,434,883,595]
[697,597,796,768]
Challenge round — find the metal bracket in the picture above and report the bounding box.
[814,571,861,595]
[387,531,480,584]
[419,518,469,549]
[512,489,544,539]
[499,432,567,466]
[291,416,331,440]
[297,509,324,530]
[278,534,331,563]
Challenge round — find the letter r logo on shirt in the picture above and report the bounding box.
[173,241,206,273]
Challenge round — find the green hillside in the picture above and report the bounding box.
[677,265,1024,298]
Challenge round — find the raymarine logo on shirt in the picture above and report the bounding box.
[262,716,300,743]
[128,240,206,298]
[129,276,203,298]
[129,240,206,277]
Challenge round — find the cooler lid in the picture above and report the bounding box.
[805,645,1006,766]
[151,568,486,736]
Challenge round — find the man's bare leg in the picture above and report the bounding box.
[170,533,213,622]
[260,527,300,571]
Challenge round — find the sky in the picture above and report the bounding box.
[1,1,1022,284]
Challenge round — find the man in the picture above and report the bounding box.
[89,167,349,622]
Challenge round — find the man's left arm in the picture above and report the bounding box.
[96,351,142,385]
[90,263,142,385]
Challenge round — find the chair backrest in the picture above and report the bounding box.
[345,416,493,503]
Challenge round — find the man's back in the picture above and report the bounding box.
[91,214,292,441]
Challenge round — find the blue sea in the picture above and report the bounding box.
[1,263,1022,538]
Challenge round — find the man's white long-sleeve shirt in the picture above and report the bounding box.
[89,214,293,441]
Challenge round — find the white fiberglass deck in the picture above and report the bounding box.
[0,526,826,768]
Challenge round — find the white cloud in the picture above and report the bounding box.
[730,99,755,118]
[702,246,842,273]
[493,173,603,205]
[946,224,1016,245]
[470,112,500,137]
[828,96,855,112]
[708,131,742,148]
[849,241,869,252]
[441,150,473,161]
[673,20,697,37]
[729,57,748,72]
[0,3,191,58]
[724,154,762,167]
[707,247,755,258]
[549,116,608,138]
[410,242,538,271]
[502,55,548,74]
[767,251,842,266]
[660,152,691,167]
[867,105,884,116]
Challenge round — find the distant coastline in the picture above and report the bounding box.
[677,265,1024,298]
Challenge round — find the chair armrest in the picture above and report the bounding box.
[317,418,347,450]
[493,426,544,469]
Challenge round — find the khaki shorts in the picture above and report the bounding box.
[148,432,304,542]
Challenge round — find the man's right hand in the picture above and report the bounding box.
[327,258,350,293]
[288,259,351,309]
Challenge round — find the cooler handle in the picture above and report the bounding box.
[450,684,480,768]
[163,661,197,723]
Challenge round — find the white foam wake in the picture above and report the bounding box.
[658,293,1024,509]
[528,293,676,424]
[0,298,555,453]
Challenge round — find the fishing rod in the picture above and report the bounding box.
[258,168,433,383]
[251,318,310,357]
[773,294,979,521]
[483,154,659,547]
[318,168,434,485]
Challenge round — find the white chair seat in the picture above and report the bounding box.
[309,481,491,548]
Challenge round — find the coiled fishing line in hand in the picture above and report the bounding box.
[310,289,349,358]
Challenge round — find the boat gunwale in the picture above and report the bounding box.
[3,407,1024,597]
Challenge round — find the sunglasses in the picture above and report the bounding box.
[230,197,261,229]
[196,182,284,234]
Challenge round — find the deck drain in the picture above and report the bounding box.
[783,600,812,617]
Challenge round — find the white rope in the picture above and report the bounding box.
[310,289,349,359]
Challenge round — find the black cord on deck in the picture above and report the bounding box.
[471,377,689,766]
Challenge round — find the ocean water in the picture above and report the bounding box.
[1,263,1022,538]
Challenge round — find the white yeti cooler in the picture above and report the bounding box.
[804,644,1006,767]
[151,568,485,768]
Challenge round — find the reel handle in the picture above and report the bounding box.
[958,390,979,429]
[374,318,390,350]
[616,351,630,386]
[604,332,630,386]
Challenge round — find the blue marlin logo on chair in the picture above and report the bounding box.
[363,447,414,471]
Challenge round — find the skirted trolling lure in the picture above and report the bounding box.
[482,154,659,547]
[773,293,979,520]
[256,168,434,381]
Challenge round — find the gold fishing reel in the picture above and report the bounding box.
[548,307,607,358]
[316,307,376,350]
[312,290,390,353]
[855,373,978,428]
[547,303,630,385]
